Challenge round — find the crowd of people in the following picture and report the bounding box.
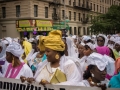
[0,30,120,90]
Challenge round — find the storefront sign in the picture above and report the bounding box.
[16,20,36,28]
[16,20,53,32]
[36,20,52,27]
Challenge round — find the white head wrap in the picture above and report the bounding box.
[29,38,35,43]
[72,35,77,39]
[96,34,108,46]
[86,43,95,50]
[87,53,115,75]
[5,37,12,44]
[24,37,28,41]
[13,38,18,42]
[2,40,9,45]
[6,42,24,58]
[109,37,115,42]
[82,36,91,42]
[80,42,85,46]
[114,41,120,45]
[0,41,6,58]
[36,35,40,40]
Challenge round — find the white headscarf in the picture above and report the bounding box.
[82,36,91,42]
[5,37,12,44]
[109,36,115,42]
[96,34,108,46]
[87,52,115,76]
[86,43,95,50]
[0,41,6,58]
[115,41,120,45]
[6,42,24,58]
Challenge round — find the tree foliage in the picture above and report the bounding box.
[90,5,120,34]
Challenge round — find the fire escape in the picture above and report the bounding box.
[49,0,60,21]
[73,0,91,24]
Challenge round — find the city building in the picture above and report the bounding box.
[0,0,120,38]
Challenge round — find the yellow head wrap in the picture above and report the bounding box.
[38,30,65,51]
[38,36,46,51]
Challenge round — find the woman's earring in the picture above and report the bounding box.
[55,54,59,60]
[12,58,14,66]
[91,73,94,77]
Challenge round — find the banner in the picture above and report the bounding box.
[0,78,119,90]
[16,20,36,28]
[36,20,52,27]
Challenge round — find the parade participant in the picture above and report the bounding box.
[20,38,32,63]
[83,43,95,57]
[96,34,108,47]
[107,36,115,50]
[78,42,87,74]
[113,41,120,59]
[0,41,7,73]
[21,30,82,85]
[78,53,115,90]
[0,42,33,79]
[109,68,120,88]
[27,38,47,74]
[95,46,116,80]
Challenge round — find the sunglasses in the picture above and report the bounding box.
[97,40,104,42]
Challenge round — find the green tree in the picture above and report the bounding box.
[90,5,120,34]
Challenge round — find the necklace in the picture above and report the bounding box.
[88,77,101,87]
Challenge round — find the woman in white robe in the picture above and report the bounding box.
[0,42,33,79]
[0,41,7,73]
[77,53,115,90]
[21,30,82,85]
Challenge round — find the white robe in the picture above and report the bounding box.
[34,55,82,85]
[78,56,88,74]
[77,79,109,87]
[0,62,33,79]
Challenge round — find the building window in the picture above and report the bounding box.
[69,11,71,20]
[74,12,76,21]
[100,6,101,12]
[83,27,86,35]
[62,0,64,4]
[87,27,89,35]
[97,5,98,12]
[78,13,81,21]
[78,27,81,35]
[2,7,6,18]
[103,7,104,13]
[53,8,56,14]
[74,27,76,35]
[62,10,65,19]
[69,0,71,5]
[90,15,92,22]
[94,4,95,11]
[90,3,92,10]
[45,7,48,18]
[83,13,85,21]
[34,5,38,17]
[69,27,72,35]
[114,1,115,5]
[78,0,80,6]
[16,5,20,17]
